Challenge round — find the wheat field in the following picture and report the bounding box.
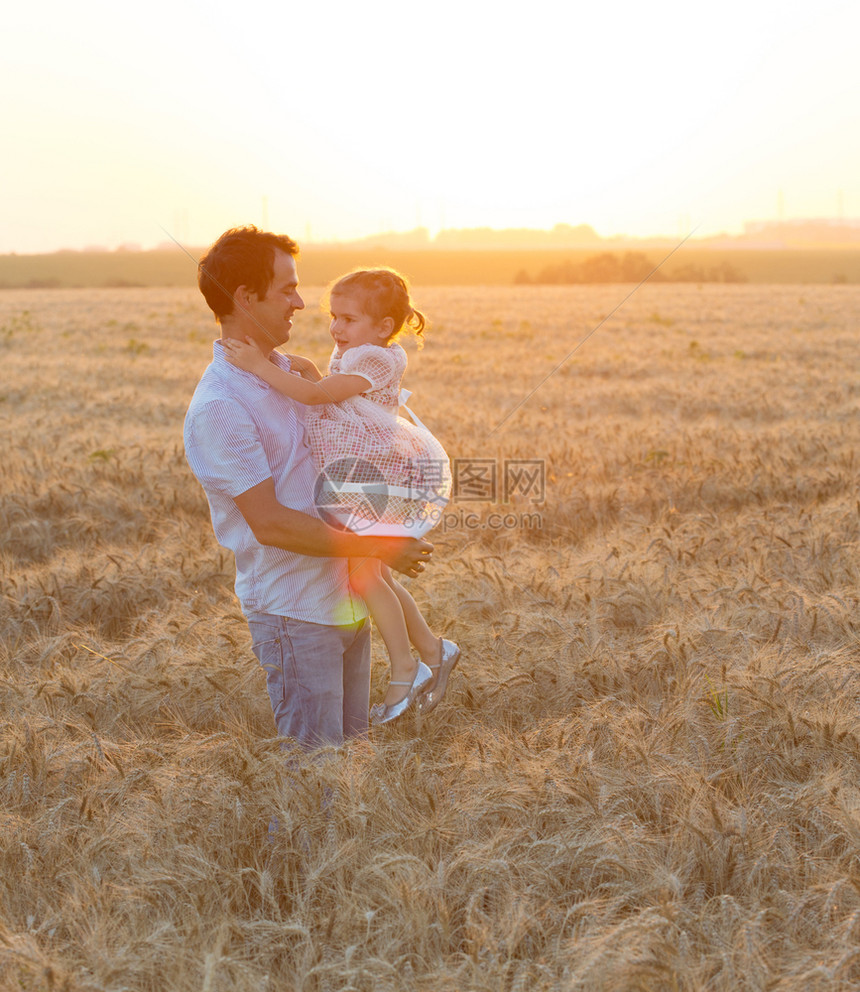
[1,283,859,991]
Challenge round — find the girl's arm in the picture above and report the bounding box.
[222,337,369,405]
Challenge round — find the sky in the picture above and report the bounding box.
[2,0,858,253]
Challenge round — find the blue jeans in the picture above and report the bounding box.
[246,613,371,750]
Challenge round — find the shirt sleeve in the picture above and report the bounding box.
[338,345,396,391]
[184,397,273,498]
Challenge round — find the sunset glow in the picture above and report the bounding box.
[2,0,857,252]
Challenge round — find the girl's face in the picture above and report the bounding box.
[328,292,393,354]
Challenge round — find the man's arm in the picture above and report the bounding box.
[232,478,433,577]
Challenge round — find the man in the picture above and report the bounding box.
[183,226,432,749]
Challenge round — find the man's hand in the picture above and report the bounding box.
[359,536,434,578]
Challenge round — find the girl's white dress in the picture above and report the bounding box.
[305,343,451,537]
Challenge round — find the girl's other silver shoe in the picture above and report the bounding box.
[418,639,460,714]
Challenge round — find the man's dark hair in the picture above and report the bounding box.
[197,225,299,320]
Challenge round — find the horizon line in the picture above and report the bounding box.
[4,215,860,257]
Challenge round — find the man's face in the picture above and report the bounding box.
[242,251,304,351]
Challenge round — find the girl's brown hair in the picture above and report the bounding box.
[327,268,426,346]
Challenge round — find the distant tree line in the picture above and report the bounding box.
[514,251,747,284]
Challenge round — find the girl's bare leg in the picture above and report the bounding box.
[380,565,443,676]
[348,558,417,706]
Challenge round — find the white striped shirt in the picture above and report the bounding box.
[183,342,367,625]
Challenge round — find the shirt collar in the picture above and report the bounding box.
[212,339,290,390]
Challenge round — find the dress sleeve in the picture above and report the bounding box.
[338,344,398,391]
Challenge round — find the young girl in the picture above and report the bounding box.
[222,268,459,726]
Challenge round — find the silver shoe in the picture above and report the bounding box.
[417,639,460,714]
[370,661,434,726]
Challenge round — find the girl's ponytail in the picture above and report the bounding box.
[405,305,426,343]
